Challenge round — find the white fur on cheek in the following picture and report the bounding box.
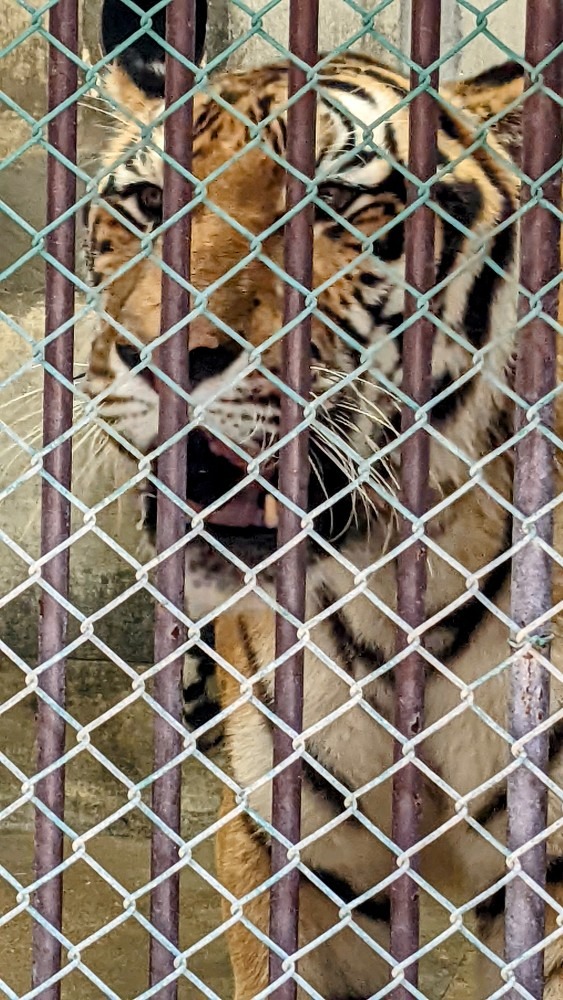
[97,350,159,454]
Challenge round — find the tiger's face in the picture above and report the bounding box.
[82,59,519,616]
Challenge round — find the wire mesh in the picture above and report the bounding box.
[1,0,563,998]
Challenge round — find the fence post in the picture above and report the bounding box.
[33,0,78,994]
[505,2,562,995]
[149,0,195,994]
[268,3,319,996]
[390,0,441,992]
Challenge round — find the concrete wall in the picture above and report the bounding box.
[1,0,526,116]
[0,0,526,664]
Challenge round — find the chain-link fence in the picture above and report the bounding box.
[1,0,563,997]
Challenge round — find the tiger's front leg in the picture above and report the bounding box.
[213,617,402,1000]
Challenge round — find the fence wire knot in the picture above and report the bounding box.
[508,630,554,651]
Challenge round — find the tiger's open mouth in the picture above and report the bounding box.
[141,427,357,547]
[146,429,279,535]
[189,430,279,531]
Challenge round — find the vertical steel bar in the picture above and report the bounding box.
[268,3,318,997]
[390,0,441,993]
[505,5,562,997]
[149,0,194,995]
[32,0,77,995]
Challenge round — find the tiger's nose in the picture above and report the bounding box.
[115,342,156,389]
[188,345,238,387]
[113,340,238,389]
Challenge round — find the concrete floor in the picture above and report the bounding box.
[0,93,479,1000]
[0,829,476,999]
[0,653,232,999]
[0,651,479,998]
[0,648,482,1000]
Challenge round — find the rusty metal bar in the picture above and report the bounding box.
[32,0,78,995]
[390,0,441,992]
[268,2,318,996]
[149,0,194,994]
[505,5,562,996]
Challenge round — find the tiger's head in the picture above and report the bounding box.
[83,0,521,618]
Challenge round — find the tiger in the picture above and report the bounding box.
[82,0,563,996]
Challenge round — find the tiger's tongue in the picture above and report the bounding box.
[190,482,267,527]
[207,436,248,469]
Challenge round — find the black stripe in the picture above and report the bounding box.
[321,101,356,160]
[437,113,517,333]
[463,61,524,90]
[547,856,563,885]
[474,713,563,830]
[266,118,287,158]
[474,787,507,829]
[462,194,515,348]
[439,109,466,145]
[321,585,386,678]
[256,94,274,121]
[233,812,390,928]
[433,116,517,352]
[319,80,402,179]
[102,201,140,230]
[184,677,208,701]
[183,699,221,731]
[337,148,382,177]
[428,524,512,662]
[194,623,215,659]
[194,105,221,136]
[316,183,367,220]
[434,179,483,284]
[352,67,407,98]
[182,624,219,729]
[475,881,506,926]
[429,370,474,423]
[322,305,370,347]
[322,79,379,104]
[310,868,390,923]
[302,758,356,819]
[438,108,516,204]
[384,123,399,161]
[476,854,563,929]
[364,300,403,355]
[548,718,563,761]
[347,211,404,262]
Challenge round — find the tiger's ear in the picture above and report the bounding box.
[444,61,524,163]
[101,0,207,98]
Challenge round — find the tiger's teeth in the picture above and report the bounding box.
[264,495,278,529]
